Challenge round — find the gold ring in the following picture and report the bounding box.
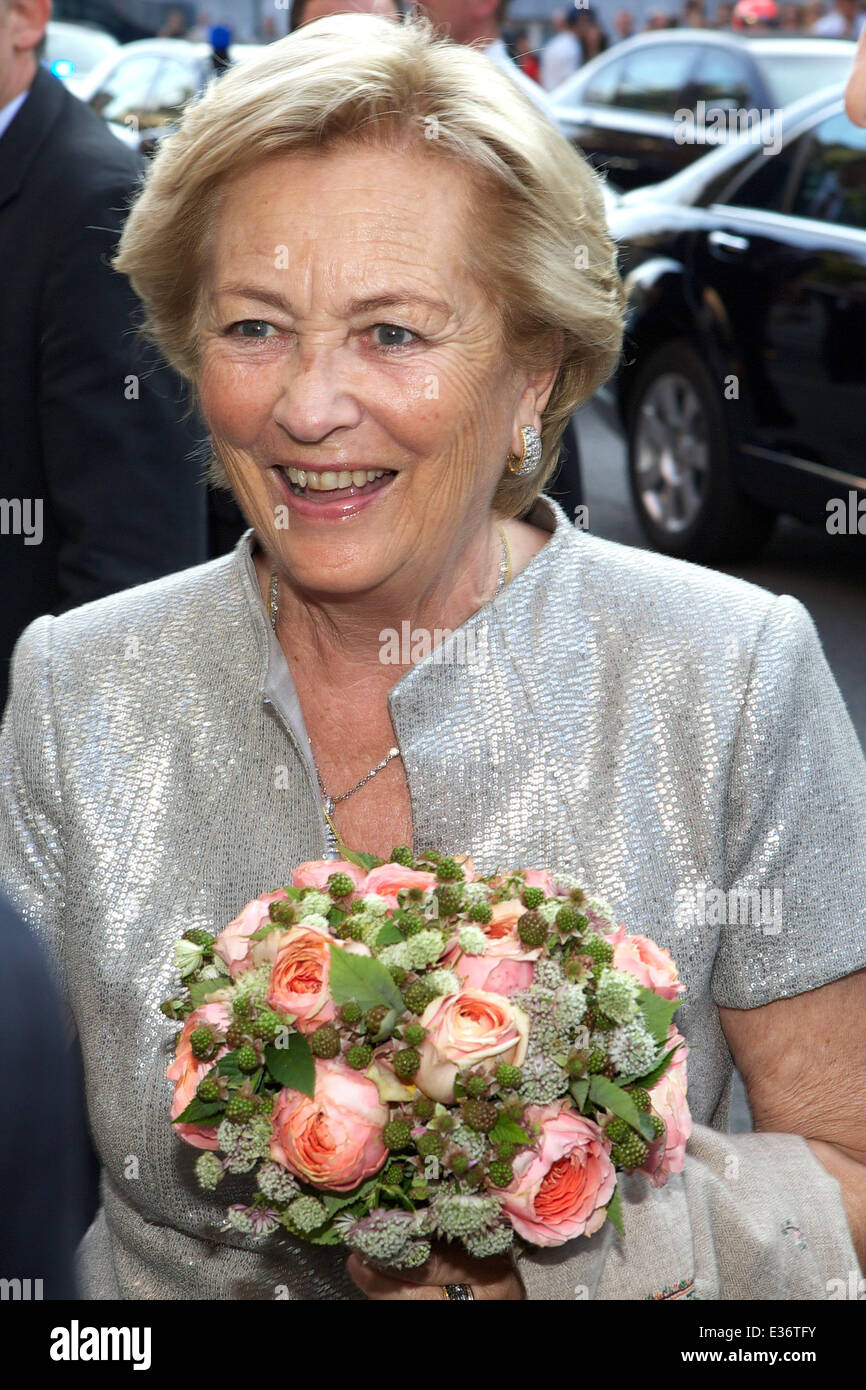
[441,1283,475,1300]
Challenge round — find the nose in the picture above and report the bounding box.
[271,342,363,443]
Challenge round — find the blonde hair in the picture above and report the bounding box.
[114,13,626,517]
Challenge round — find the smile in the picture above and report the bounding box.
[283,466,392,494]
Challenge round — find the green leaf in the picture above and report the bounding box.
[264,1032,316,1098]
[589,1075,645,1132]
[569,1077,589,1111]
[605,1185,624,1237]
[328,943,404,1014]
[250,920,285,943]
[172,1097,225,1125]
[304,1223,343,1246]
[375,922,405,948]
[320,1179,379,1217]
[327,907,347,930]
[280,886,304,900]
[619,1042,683,1092]
[187,979,229,1008]
[636,986,681,1048]
[489,1116,531,1146]
[215,1049,245,1085]
[337,847,384,873]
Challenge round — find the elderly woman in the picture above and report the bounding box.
[2,15,865,1302]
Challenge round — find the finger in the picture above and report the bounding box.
[346,1251,441,1300]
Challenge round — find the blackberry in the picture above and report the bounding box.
[414,1097,436,1122]
[464,1076,487,1099]
[364,1006,389,1035]
[389,846,414,867]
[496,1142,516,1161]
[403,1024,426,1046]
[389,966,407,988]
[517,910,547,948]
[232,995,252,1019]
[225,1094,254,1123]
[236,1044,259,1073]
[190,1026,217,1060]
[605,1116,631,1145]
[254,1010,284,1044]
[384,1119,412,1151]
[392,1047,421,1081]
[488,1160,514,1188]
[650,1113,666,1139]
[611,1134,648,1168]
[183,928,214,951]
[462,1099,498,1134]
[416,1131,443,1159]
[555,905,580,934]
[436,857,464,882]
[383,1160,405,1185]
[403,980,434,1014]
[346,1044,373,1070]
[450,1154,469,1176]
[582,935,614,966]
[268,900,296,925]
[435,884,463,916]
[335,918,361,941]
[495,1063,522,1090]
[310,1024,341,1060]
[586,1047,606,1074]
[327,872,355,899]
[402,914,427,938]
[417,849,441,865]
[340,1002,362,1025]
[468,902,492,924]
[196,1076,221,1102]
[521,887,545,909]
[225,1022,248,1050]
[629,1087,651,1113]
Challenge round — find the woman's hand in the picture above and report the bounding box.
[346,1246,524,1300]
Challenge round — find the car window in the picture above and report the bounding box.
[789,112,866,232]
[89,55,162,125]
[612,45,702,117]
[144,58,201,128]
[584,55,629,106]
[689,48,754,112]
[760,53,857,108]
[718,134,806,213]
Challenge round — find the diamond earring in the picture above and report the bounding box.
[505,424,543,477]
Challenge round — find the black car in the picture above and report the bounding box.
[598,84,866,561]
[551,31,856,192]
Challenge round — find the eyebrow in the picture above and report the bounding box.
[214,283,452,318]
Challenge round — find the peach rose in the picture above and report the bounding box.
[418,988,529,1083]
[167,1002,231,1150]
[360,863,437,908]
[523,869,557,896]
[213,889,289,980]
[292,859,367,892]
[266,924,369,1034]
[640,1027,691,1188]
[603,925,684,1001]
[500,1101,616,1245]
[442,934,537,997]
[484,898,527,940]
[270,1058,388,1191]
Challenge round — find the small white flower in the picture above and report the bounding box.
[427,968,460,996]
[299,890,331,917]
[173,940,203,977]
[457,925,488,956]
[361,893,389,916]
[295,911,330,933]
[460,881,492,905]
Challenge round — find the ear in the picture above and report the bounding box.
[509,340,563,458]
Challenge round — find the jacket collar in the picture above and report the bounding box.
[0,66,66,213]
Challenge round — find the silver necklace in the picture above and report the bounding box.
[268,527,511,857]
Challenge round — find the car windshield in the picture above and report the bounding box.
[760,52,854,107]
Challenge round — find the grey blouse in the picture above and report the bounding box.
[1,494,864,1300]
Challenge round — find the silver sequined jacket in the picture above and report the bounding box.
[2,495,865,1300]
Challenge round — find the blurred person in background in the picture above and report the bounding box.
[802,0,829,23]
[576,7,609,57]
[513,26,541,81]
[645,8,677,28]
[811,0,865,36]
[731,0,780,27]
[714,1,735,23]
[290,0,404,27]
[540,6,582,90]
[0,0,207,712]
[612,7,635,40]
[780,3,806,27]
[682,0,707,23]
[158,7,189,36]
[421,0,584,513]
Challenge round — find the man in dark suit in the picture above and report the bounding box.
[0,0,209,713]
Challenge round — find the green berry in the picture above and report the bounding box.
[416,1131,443,1159]
[236,1044,259,1073]
[611,1135,648,1168]
[414,1097,436,1122]
[183,928,214,951]
[450,1154,469,1175]
[495,1063,522,1090]
[310,1024,341,1059]
[384,1119,412,1151]
[555,905,579,934]
[521,886,545,909]
[582,934,614,966]
[403,1024,426,1046]
[341,1002,362,1025]
[462,1099,498,1134]
[488,1160,514,1187]
[468,902,492,924]
[383,1161,405,1185]
[629,1087,651,1112]
[327,872,355,899]
[517,910,547,948]
[225,1094,254,1123]
[196,1075,221,1102]
[393,1047,421,1081]
[190,1025,217,1060]
[225,1022,248,1049]
[463,1166,485,1189]
[403,980,434,1014]
[435,884,463,915]
[364,1006,388,1035]
[418,849,441,865]
[232,994,252,1019]
[650,1113,666,1139]
[402,914,426,937]
[606,1116,631,1144]
[586,1047,606,1074]
[436,857,464,882]
[268,900,296,925]
[465,1075,487,1099]
[254,1010,284,1044]
[335,918,361,941]
[496,1142,515,1160]
[389,846,414,867]
[346,1044,373,1070]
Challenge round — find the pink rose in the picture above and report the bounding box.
[500,1101,616,1245]
[603,925,684,1002]
[360,863,437,908]
[640,1027,691,1188]
[270,1058,388,1191]
[484,898,527,940]
[213,889,289,980]
[292,859,367,892]
[266,924,369,1035]
[167,1002,231,1150]
[417,988,529,1099]
[523,869,557,896]
[442,934,537,997]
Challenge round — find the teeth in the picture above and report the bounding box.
[285,467,388,493]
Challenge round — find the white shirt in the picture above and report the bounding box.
[0,89,28,142]
[540,30,583,92]
[811,11,866,36]
[484,38,563,130]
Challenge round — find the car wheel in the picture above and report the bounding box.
[626,340,776,562]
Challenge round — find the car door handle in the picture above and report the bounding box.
[708,230,750,253]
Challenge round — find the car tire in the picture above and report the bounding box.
[626,340,776,562]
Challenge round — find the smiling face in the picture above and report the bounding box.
[197,141,557,601]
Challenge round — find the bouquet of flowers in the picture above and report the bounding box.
[163,848,690,1267]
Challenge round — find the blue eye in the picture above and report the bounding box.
[231,320,276,339]
[372,324,415,349]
